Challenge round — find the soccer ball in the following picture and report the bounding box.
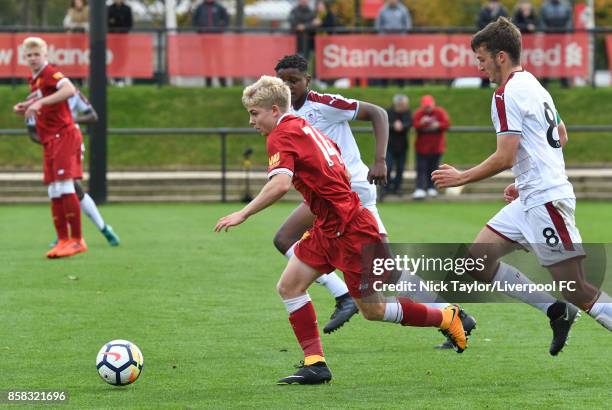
[96,340,144,386]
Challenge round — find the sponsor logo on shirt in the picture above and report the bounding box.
[268,152,280,168]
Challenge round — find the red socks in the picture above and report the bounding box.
[62,193,82,239]
[51,198,69,241]
[288,302,324,363]
[398,297,443,327]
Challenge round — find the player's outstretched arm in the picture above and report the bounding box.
[25,80,76,119]
[355,101,389,185]
[432,133,519,188]
[215,173,292,232]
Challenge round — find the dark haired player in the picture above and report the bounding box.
[433,17,612,354]
[273,54,477,346]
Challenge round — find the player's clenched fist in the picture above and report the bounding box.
[503,183,518,203]
[431,164,464,188]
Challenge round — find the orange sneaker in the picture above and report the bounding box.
[46,239,71,259]
[439,305,468,353]
[54,238,88,258]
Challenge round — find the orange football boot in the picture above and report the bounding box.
[46,239,71,259]
[439,305,468,353]
[54,238,88,258]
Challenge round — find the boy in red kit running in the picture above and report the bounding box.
[215,76,468,385]
[13,37,86,258]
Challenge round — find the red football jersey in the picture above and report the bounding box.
[28,63,75,144]
[267,114,362,237]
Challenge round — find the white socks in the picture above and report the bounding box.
[492,262,556,313]
[285,244,350,298]
[80,193,105,231]
[282,294,311,314]
[314,272,350,298]
[588,292,612,331]
[383,301,403,323]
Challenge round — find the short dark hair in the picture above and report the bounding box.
[471,17,522,65]
[274,54,308,73]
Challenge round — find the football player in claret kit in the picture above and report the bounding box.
[432,17,612,355]
[26,90,120,247]
[273,54,477,345]
[13,37,86,258]
[215,76,468,385]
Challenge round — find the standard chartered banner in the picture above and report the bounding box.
[315,33,589,79]
[358,243,608,303]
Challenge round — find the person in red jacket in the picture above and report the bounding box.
[412,95,450,199]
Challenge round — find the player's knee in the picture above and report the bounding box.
[276,279,292,299]
[273,231,294,255]
[359,302,385,321]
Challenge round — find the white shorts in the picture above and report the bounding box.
[351,180,387,235]
[486,198,584,266]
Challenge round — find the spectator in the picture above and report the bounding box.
[412,95,450,200]
[289,0,318,59]
[540,0,572,87]
[513,0,538,33]
[477,0,509,29]
[316,0,339,33]
[477,0,508,88]
[374,0,411,87]
[375,0,412,34]
[192,0,230,87]
[107,0,133,33]
[192,0,230,33]
[540,0,572,31]
[385,94,412,196]
[63,0,89,32]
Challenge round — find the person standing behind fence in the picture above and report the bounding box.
[63,0,89,33]
[108,0,133,33]
[192,0,230,87]
[289,0,319,60]
[385,94,412,196]
[512,0,538,33]
[375,0,411,34]
[412,95,449,200]
[540,0,572,87]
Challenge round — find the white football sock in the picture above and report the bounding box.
[314,272,349,298]
[396,270,450,309]
[492,262,556,313]
[282,294,311,314]
[588,292,612,331]
[383,301,403,323]
[285,243,350,298]
[80,193,105,231]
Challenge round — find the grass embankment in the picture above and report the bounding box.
[1,85,611,170]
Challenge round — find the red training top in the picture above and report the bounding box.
[28,63,75,144]
[267,114,362,237]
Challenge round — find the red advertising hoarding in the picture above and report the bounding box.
[167,33,296,77]
[0,33,154,78]
[316,33,589,79]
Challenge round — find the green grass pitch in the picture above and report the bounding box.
[1,201,611,409]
